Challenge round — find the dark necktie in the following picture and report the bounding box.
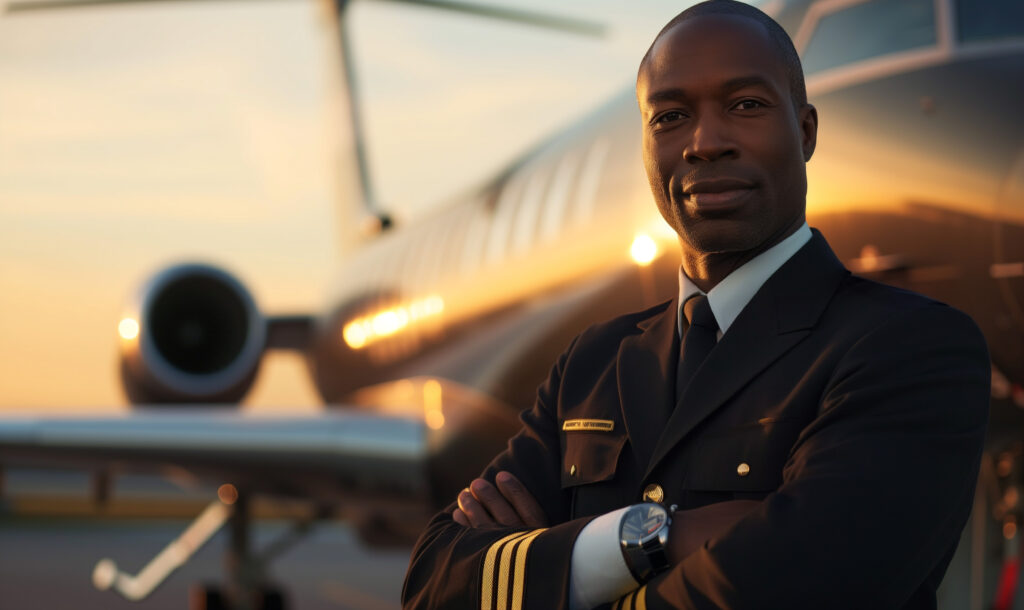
[676,295,719,401]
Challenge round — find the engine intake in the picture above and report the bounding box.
[120,264,266,405]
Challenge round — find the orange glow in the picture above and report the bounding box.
[371,309,408,336]
[342,295,445,350]
[423,378,445,430]
[630,234,657,266]
[1005,521,1017,540]
[217,483,238,505]
[998,453,1014,478]
[1006,487,1019,509]
[118,317,140,341]
[342,323,369,349]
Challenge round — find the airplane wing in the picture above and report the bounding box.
[0,408,446,604]
[0,408,430,502]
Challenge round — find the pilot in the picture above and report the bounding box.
[402,1,990,608]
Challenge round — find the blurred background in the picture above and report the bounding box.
[0,2,686,608]
[6,0,1023,608]
[0,0,686,412]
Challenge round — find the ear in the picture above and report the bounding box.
[799,103,818,162]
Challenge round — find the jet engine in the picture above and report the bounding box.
[118,264,267,405]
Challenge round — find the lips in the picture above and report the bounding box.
[681,178,755,212]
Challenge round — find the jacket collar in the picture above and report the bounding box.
[627,230,849,477]
[616,296,680,471]
[677,223,813,337]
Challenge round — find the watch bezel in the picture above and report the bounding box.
[619,503,672,584]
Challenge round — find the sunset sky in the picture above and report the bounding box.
[0,0,686,410]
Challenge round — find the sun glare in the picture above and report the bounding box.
[118,317,140,340]
[342,295,445,350]
[630,234,657,266]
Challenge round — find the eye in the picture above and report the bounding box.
[652,110,687,127]
[732,99,766,111]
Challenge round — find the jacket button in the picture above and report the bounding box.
[737,463,750,477]
[642,484,664,503]
[570,464,577,477]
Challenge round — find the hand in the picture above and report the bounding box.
[667,499,762,562]
[452,471,548,528]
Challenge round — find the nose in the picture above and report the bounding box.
[683,113,736,163]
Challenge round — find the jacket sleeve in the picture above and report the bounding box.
[637,304,990,609]
[402,338,594,610]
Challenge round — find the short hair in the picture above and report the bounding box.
[638,0,807,109]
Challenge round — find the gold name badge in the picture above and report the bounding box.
[562,419,615,432]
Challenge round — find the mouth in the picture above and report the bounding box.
[681,178,755,213]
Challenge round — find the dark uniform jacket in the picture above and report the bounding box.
[402,231,990,610]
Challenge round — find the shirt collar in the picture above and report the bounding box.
[678,223,812,337]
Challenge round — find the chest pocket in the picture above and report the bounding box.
[560,429,627,488]
[684,420,803,493]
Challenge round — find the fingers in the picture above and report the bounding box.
[469,478,524,527]
[451,472,547,528]
[457,487,496,528]
[495,471,548,528]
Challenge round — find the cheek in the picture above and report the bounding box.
[641,137,658,176]
[755,134,805,187]
[642,140,673,191]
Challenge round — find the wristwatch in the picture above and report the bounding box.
[618,502,672,584]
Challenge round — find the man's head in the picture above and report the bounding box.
[636,0,818,269]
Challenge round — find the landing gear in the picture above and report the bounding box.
[94,485,322,610]
[188,488,331,610]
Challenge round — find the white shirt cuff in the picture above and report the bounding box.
[568,507,639,610]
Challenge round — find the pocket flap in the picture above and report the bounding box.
[685,422,801,492]
[561,430,627,488]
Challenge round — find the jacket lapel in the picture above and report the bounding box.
[616,298,679,471]
[644,231,850,478]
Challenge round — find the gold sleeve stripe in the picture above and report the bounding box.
[508,529,545,610]
[494,531,523,610]
[480,531,532,610]
[635,585,647,610]
[496,528,546,610]
[613,589,638,610]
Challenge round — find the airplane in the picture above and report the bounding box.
[0,0,1022,608]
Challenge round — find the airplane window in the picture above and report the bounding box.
[460,207,490,274]
[539,152,580,242]
[571,138,609,225]
[485,175,524,263]
[957,0,1024,42]
[801,0,936,75]
[511,167,549,254]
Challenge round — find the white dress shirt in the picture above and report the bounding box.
[568,223,812,609]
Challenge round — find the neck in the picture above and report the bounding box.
[680,216,805,293]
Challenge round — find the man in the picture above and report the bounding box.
[402,1,990,608]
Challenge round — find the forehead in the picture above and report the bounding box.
[637,14,789,101]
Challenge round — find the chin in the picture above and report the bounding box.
[681,220,766,255]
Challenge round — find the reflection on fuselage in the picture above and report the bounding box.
[315,43,1024,424]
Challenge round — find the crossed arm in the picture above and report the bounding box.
[405,304,991,609]
[454,471,761,567]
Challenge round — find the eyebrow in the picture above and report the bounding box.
[644,75,777,106]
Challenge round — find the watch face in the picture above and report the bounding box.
[621,504,668,543]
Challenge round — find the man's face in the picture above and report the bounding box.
[637,14,817,257]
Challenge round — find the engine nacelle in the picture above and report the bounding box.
[119,264,266,405]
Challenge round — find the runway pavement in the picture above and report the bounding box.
[0,515,410,610]
[0,467,410,609]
